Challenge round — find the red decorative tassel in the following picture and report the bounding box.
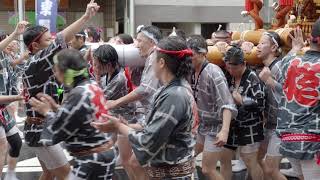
[317,152,320,166]
[124,67,136,93]
[281,133,320,166]
[279,0,294,6]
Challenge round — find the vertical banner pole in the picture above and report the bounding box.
[18,0,25,53]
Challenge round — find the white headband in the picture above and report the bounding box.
[141,30,158,44]
[263,32,279,48]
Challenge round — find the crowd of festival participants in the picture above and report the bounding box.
[0,1,319,180]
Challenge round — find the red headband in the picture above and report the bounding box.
[156,47,193,59]
[27,29,49,51]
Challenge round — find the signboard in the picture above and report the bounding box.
[36,0,58,33]
[4,0,69,10]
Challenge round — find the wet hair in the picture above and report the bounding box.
[86,26,101,43]
[139,25,163,43]
[23,25,48,48]
[187,35,208,53]
[93,44,119,68]
[224,46,245,65]
[117,34,134,44]
[55,49,88,72]
[156,36,192,79]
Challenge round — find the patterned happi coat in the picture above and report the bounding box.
[40,79,111,151]
[40,79,116,180]
[264,58,282,130]
[100,68,137,123]
[128,78,197,167]
[275,51,320,160]
[227,68,265,146]
[191,60,237,137]
[22,33,66,147]
[133,52,161,124]
[0,51,17,132]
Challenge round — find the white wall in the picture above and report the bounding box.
[176,23,201,35]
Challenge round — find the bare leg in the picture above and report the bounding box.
[38,160,54,180]
[241,152,264,180]
[49,164,71,180]
[5,155,19,180]
[264,156,287,180]
[0,137,8,178]
[129,154,148,180]
[118,135,135,180]
[202,151,224,180]
[257,140,271,180]
[220,148,234,180]
[194,142,204,157]
[38,159,70,180]
[7,155,18,171]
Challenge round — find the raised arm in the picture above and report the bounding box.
[0,21,28,51]
[10,51,30,67]
[60,0,100,43]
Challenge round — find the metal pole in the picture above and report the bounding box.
[18,0,25,53]
[124,0,128,34]
[129,0,135,37]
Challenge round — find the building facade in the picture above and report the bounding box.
[0,0,276,40]
[0,0,116,40]
[132,0,275,38]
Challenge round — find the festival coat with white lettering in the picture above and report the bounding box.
[276,51,320,160]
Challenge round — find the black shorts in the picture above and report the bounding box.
[224,121,264,150]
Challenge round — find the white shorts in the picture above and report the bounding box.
[264,129,282,157]
[239,143,260,154]
[196,134,223,153]
[0,126,5,139]
[68,172,86,180]
[287,158,303,176]
[31,144,68,170]
[301,159,320,180]
[6,126,20,137]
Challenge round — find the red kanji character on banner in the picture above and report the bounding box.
[88,84,108,121]
[283,59,320,107]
